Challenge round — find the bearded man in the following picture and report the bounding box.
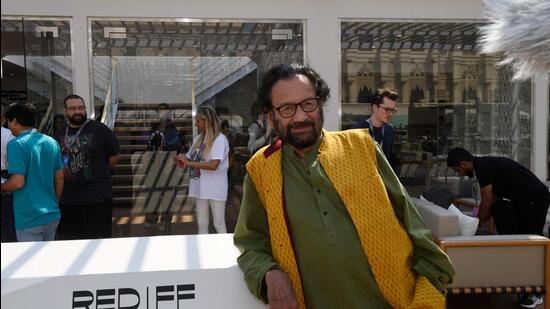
[234,64,454,309]
[53,94,120,239]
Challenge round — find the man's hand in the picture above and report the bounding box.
[1,174,25,193]
[54,169,64,200]
[108,155,120,169]
[477,184,494,223]
[265,269,298,309]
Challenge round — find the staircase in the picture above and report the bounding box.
[111,102,196,235]
[94,57,257,236]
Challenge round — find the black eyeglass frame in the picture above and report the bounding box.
[272,97,321,118]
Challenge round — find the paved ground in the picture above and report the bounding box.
[111,186,243,237]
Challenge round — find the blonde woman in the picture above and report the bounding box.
[178,106,229,233]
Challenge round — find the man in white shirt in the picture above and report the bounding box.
[1,104,16,242]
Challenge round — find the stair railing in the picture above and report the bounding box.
[38,99,54,135]
[100,59,119,130]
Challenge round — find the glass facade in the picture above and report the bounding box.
[341,21,532,197]
[1,14,543,240]
[90,19,304,237]
[1,17,73,133]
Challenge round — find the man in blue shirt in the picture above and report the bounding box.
[1,103,64,242]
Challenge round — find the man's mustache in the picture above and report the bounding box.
[289,121,314,129]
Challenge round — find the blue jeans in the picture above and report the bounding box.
[1,192,16,242]
[16,220,59,242]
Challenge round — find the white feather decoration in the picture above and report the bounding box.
[479,0,550,80]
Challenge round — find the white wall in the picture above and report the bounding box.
[2,234,266,309]
[3,0,547,177]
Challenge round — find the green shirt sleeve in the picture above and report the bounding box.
[233,174,280,303]
[374,144,455,292]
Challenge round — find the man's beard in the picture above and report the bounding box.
[274,110,323,150]
[68,113,87,125]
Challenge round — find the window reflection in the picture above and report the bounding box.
[341,21,532,196]
[1,17,73,134]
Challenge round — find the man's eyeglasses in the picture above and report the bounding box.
[65,106,86,111]
[378,106,398,115]
[273,97,320,118]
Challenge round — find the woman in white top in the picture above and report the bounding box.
[178,106,229,234]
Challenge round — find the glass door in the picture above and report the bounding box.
[1,17,73,134]
[92,21,198,237]
[91,19,304,238]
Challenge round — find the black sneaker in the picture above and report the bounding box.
[518,293,543,308]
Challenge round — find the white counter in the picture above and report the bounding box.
[1,234,265,309]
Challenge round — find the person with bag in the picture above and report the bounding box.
[162,118,184,152]
[177,106,229,234]
[147,118,166,151]
[148,117,185,152]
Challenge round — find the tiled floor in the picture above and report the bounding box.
[111,186,243,237]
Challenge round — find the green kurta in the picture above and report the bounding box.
[234,139,454,308]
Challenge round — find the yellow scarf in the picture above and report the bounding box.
[246,129,444,308]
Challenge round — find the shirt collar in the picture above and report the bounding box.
[283,131,323,165]
[367,116,385,129]
[19,128,36,136]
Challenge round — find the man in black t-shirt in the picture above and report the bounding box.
[54,94,120,239]
[446,147,549,236]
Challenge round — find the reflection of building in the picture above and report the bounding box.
[340,23,535,168]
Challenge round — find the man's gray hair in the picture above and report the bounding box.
[479,0,550,80]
